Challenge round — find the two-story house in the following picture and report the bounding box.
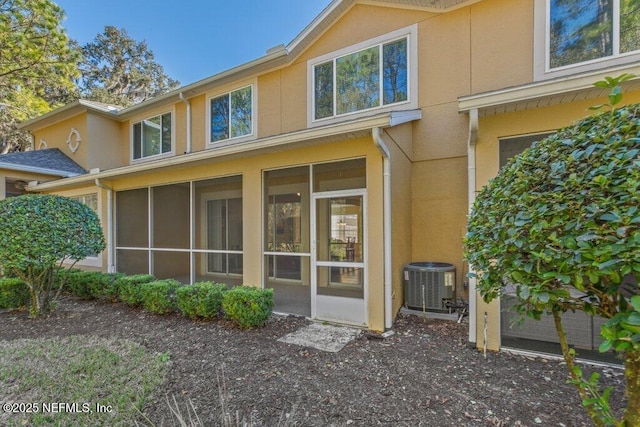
[5,0,640,352]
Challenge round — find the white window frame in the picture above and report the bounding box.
[69,193,102,268]
[206,81,257,148]
[307,24,418,128]
[534,0,640,81]
[130,110,175,163]
[198,189,243,277]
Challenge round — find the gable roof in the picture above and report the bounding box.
[0,149,86,177]
[19,99,122,132]
[21,0,480,128]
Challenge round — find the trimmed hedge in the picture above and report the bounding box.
[116,274,156,307]
[0,278,30,309]
[222,286,274,328]
[139,279,181,315]
[176,282,227,319]
[65,271,123,301]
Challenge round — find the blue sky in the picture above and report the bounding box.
[54,1,332,85]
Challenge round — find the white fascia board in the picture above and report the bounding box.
[458,64,640,113]
[0,162,82,178]
[116,51,288,120]
[28,111,414,192]
[287,0,346,53]
[390,109,422,126]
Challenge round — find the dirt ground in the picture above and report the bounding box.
[0,296,627,426]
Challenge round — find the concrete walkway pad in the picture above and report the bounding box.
[278,323,361,352]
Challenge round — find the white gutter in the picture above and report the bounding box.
[178,92,192,154]
[372,127,393,330]
[95,179,115,273]
[0,162,82,178]
[467,108,479,344]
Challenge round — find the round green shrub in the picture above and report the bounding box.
[139,279,181,315]
[465,99,640,425]
[0,278,30,309]
[222,286,274,328]
[0,194,106,317]
[176,282,227,319]
[116,274,156,307]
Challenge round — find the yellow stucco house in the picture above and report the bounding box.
[4,0,640,352]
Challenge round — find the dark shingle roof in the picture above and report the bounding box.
[0,149,86,177]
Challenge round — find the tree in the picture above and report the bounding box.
[79,26,180,107]
[0,195,106,317]
[465,75,640,426]
[0,0,80,153]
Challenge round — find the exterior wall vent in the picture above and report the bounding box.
[403,262,455,311]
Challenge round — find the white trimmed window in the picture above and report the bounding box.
[535,0,640,79]
[208,85,254,145]
[132,112,173,160]
[308,25,417,125]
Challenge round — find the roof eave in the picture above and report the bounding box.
[27,110,421,192]
[0,162,83,178]
[19,100,120,132]
[458,64,640,115]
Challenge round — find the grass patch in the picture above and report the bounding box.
[0,335,168,426]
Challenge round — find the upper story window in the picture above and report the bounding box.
[132,112,172,160]
[208,85,254,145]
[536,0,640,79]
[309,25,417,125]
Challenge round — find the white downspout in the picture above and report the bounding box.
[95,178,115,273]
[179,92,192,154]
[467,108,479,344]
[372,127,393,330]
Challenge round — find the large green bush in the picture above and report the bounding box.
[222,286,273,328]
[465,76,640,426]
[0,278,30,309]
[176,282,227,319]
[0,195,106,317]
[116,274,156,307]
[139,279,181,315]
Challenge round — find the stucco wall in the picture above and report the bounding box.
[33,114,88,169]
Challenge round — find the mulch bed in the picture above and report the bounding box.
[0,296,627,426]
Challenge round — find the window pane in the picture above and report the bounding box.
[116,188,148,248]
[264,166,309,254]
[210,95,230,142]
[549,0,613,68]
[383,39,408,105]
[314,61,334,119]
[227,198,243,250]
[142,116,162,157]
[161,113,172,153]
[152,183,190,249]
[620,0,640,53]
[153,251,189,282]
[230,86,252,139]
[194,176,242,251]
[317,266,364,299]
[207,199,227,251]
[117,249,148,275]
[336,46,380,114]
[268,193,303,252]
[133,123,142,159]
[313,158,366,192]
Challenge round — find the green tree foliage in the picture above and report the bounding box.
[465,75,640,426]
[0,195,106,317]
[79,26,180,107]
[0,0,80,152]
